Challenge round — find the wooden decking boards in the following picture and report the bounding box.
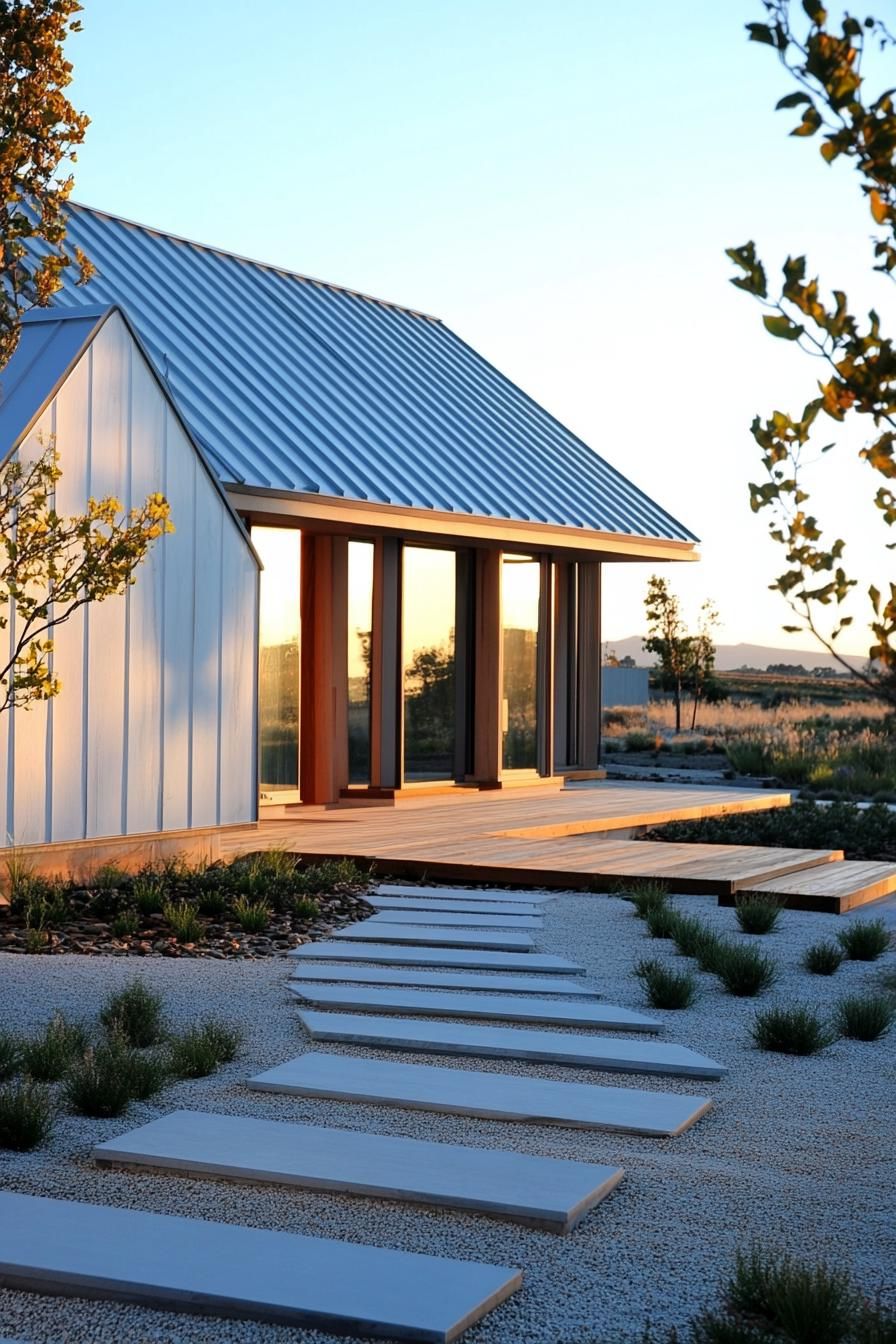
[723,860,896,914]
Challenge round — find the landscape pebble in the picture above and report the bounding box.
[0,887,894,1343]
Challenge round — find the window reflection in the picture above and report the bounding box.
[252,526,300,793]
[502,554,539,770]
[403,547,456,781]
[347,540,374,784]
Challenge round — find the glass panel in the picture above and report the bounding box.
[347,540,374,784]
[502,554,540,770]
[252,526,300,793]
[403,547,456,781]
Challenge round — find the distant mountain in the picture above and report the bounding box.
[604,636,866,674]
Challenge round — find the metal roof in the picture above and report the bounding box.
[30,202,696,543]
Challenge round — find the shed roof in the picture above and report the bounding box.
[30,202,697,544]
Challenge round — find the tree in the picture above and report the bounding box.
[644,577,721,731]
[727,2,896,705]
[0,442,173,713]
[0,0,93,369]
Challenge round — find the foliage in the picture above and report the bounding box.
[299,857,367,894]
[624,879,670,919]
[734,895,786,934]
[231,895,270,932]
[803,939,845,974]
[64,1037,138,1117]
[99,979,165,1048]
[291,895,321,921]
[648,799,896,862]
[22,1012,88,1080]
[162,898,203,944]
[132,874,165,916]
[0,1080,54,1150]
[713,943,778,996]
[835,991,895,1040]
[751,1003,836,1054]
[645,576,721,732]
[166,1019,241,1078]
[0,442,173,713]
[0,0,92,368]
[0,1030,22,1081]
[111,909,140,938]
[723,720,896,798]
[634,957,697,1009]
[645,902,679,939]
[728,3,896,702]
[837,918,892,960]
[669,912,723,968]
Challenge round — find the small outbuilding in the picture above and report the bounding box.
[0,204,697,851]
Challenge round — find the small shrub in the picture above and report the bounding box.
[751,1003,836,1055]
[734,894,784,935]
[0,1031,22,1081]
[111,909,140,938]
[162,898,203,944]
[100,979,165,1048]
[837,919,892,962]
[0,1081,55,1150]
[713,943,777,997]
[167,1019,241,1078]
[231,895,270,933]
[91,863,129,891]
[24,926,48,954]
[803,940,845,976]
[65,1039,135,1118]
[624,730,659,753]
[196,886,229,917]
[122,1049,169,1100]
[670,913,717,963]
[835,992,895,1042]
[291,895,320,921]
[727,1246,858,1344]
[132,875,165,916]
[634,958,697,1009]
[298,857,366,894]
[625,880,670,920]
[644,903,678,939]
[23,1014,89,1081]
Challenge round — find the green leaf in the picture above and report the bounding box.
[776,92,812,110]
[802,1,826,21]
[746,22,775,45]
[791,106,822,137]
[763,314,804,340]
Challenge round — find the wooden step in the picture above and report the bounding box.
[722,860,896,914]
[0,1191,521,1342]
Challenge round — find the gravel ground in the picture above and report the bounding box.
[1,888,894,1344]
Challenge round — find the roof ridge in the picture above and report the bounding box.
[67,200,443,323]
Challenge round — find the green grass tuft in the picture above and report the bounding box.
[22,1014,89,1082]
[727,1246,858,1344]
[291,895,320,921]
[734,894,785,935]
[644,903,679,939]
[837,919,892,962]
[231,895,270,933]
[713,943,777,997]
[750,1003,836,1055]
[624,880,670,920]
[834,992,895,1042]
[65,1039,137,1118]
[162,898,203,944]
[100,979,165,1048]
[167,1019,242,1078]
[634,958,697,1009]
[802,940,845,976]
[0,1030,22,1081]
[0,1081,55,1150]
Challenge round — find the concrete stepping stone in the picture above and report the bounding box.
[94,1109,623,1233]
[377,884,553,904]
[289,984,661,1032]
[290,965,601,996]
[367,910,544,930]
[298,1011,727,1079]
[289,942,582,973]
[0,1191,520,1342]
[333,925,535,952]
[369,896,543,917]
[250,1052,714,1137]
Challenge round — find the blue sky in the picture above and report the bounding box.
[66,1,889,654]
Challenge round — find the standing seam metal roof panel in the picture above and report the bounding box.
[34,203,697,542]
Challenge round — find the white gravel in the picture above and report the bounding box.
[1,890,894,1344]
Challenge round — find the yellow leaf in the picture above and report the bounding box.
[870,190,889,224]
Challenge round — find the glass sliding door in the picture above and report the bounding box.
[252,526,301,799]
[501,553,540,770]
[347,539,374,784]
[403,546,456,781]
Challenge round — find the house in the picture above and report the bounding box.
[0,203,697,852]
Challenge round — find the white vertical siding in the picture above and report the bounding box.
[3,313,259,846]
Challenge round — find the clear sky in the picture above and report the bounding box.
[65,0,892,655]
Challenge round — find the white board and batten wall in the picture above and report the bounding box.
[0,311,259,848]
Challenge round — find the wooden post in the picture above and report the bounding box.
[472,548,502,784]
[537,555,555,777]
[300,534,349,804]
[576,561,602,768]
